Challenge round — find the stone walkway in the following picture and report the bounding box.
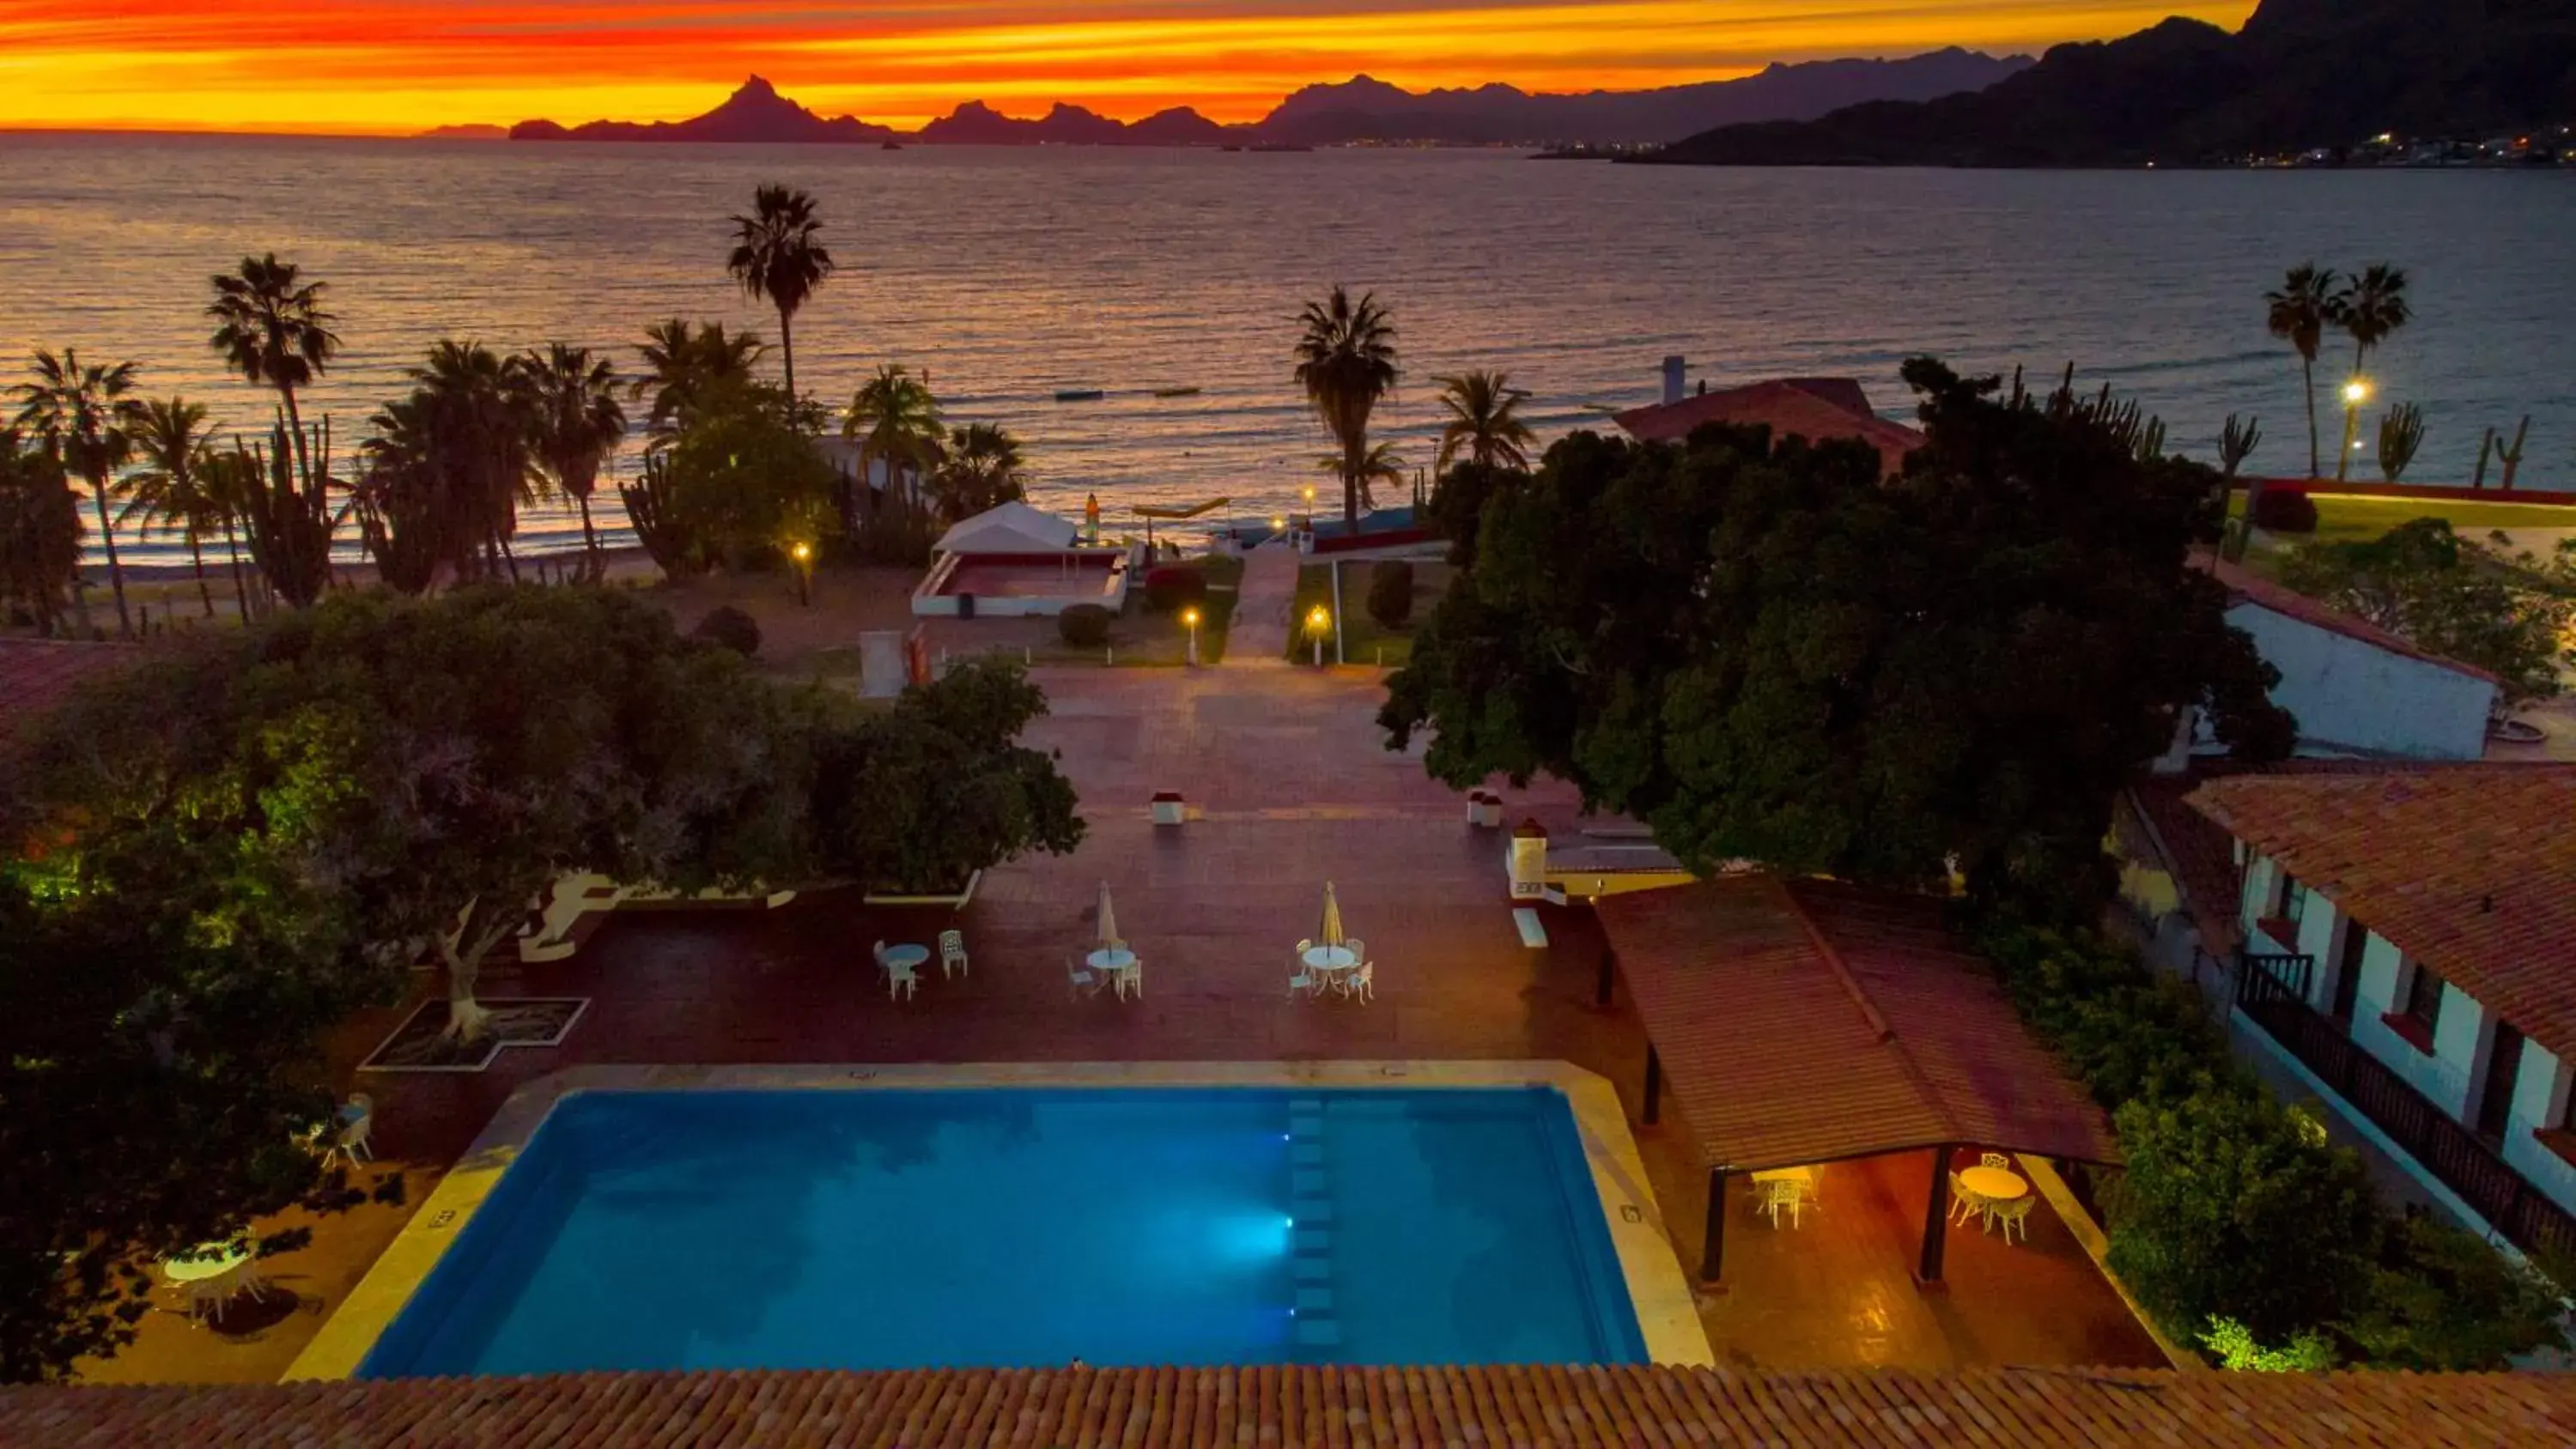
[1224,542,1297,666]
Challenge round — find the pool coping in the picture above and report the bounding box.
[285,1059,1712,1379]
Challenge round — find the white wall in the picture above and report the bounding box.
[2503,1043,2576,1218]
[2220,603,2496,760]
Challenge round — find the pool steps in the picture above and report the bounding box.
[1286,1097,1342,1351]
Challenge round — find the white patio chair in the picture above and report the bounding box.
[886,960,919,1002]
[1114,959,1143,1001]
[1761,1177,1807,1228]
[1337,961,1375,1003]
[1343,937,1365,965]
[1068,956,1102,999]
[1988,1194,2034,1245]
[1947,1172,1985,1225]
[325,1096,375,1168]
[939,929,968,979]
[1979,1151,2010,1170]
[1288,967,1319,997]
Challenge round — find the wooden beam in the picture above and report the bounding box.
[1701,1167,1728,1286]
[1642,1045,1662,1126]
[1595,946,1617,1008]
[1917,1145,1952,1287]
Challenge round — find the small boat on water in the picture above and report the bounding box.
[881,140,904,151]
[1152,386,1202,398]
[1054,388,1106,403]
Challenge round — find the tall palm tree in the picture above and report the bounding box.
[842,364,944,512]
[2336,264,2412,376]
[2264,264,2339,479]
[0,428,83,637]
[207,254,341,476]
[929,421,1027,521]
[512,344,627,577]
[121,397,227,618]
[11,349,143,637]
[1432,370,1535,473]
[197,445,262,620]
[363,340,538,585]
[1315,440,1406,513]
[726,185,836,402]
[634,318,765,445]
[1292,287,1400,528]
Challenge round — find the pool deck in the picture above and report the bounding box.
[88,664,2166,1385]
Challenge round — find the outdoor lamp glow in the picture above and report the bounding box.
[1308,605,1329,632]
[2343,379,2371,405]
[1181,606,1200,627]
[790,542,812,562]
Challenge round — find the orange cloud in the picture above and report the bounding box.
[0,0,2259,133]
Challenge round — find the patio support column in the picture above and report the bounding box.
[1917,1144,1953,1288]
[1700,1167,1728,1285]
[1596,947,1617,1007]
[1641,1045,1662,1125]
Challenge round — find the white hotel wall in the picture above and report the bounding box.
[2236,847,2576,1221]
[2216,602,2495,761]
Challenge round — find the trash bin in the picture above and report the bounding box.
[956,591,976,619]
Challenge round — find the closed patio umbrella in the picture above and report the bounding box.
[1097,881,1121,949]
[1318,882,1345,949]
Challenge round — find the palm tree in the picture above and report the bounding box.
[1316,440,1406,513]
[726,185,836,402]
[634,318,765,445]
[361,341,537,585]
[929,422,1027,521]
[842,364,944,512]
[207,254,341,476]
[121,397,227,617]
[1432,370,1535,473]
[1292,287,1400,528]
[512,344,627,577]
[11,349,143,637]
[197,445,262,620]
[2336,264,2412,376]
[2264,264,2339,479]
[0,428,83,637]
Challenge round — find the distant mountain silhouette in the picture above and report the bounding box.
[1652,0,2576,166]
[511,75,896,143]
[416,123,507,141]
[510,54,2031,149]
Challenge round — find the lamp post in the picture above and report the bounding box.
[1181,604,1201,667]
[1307,603,1330,668]
[790,541,813,607]
[2337,379,2371,484]
[1301,483,1316,532]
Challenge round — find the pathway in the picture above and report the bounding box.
[1223,541,1297,666]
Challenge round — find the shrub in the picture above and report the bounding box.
[690,604,762,658]
[1142,565,1206,613]
[1058,603,1113,648]
[2250,488,2319,534]
[1366,561,1416,630]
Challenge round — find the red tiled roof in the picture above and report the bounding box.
[2189,766,2576,1058]
[2129,778,2248,955]
[1597,875,2117,1171]
[2203,555,2501,686]
[7,1365,2575,1446]
[0,638,137,742]
[1612,378,1925,478]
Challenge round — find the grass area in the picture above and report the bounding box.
[1287,558,1450,667]
[993,553,1247,669]
[2233,490,2576,551]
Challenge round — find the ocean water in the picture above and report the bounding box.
[3,132,2573,565]
[355,1086,1643,1374]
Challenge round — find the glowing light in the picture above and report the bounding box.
[1181,606,1200,627]
[790,541,812,561]
[1307,605,1329,631]
[2343,379,2372,405]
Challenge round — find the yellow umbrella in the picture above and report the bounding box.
[1097,881,1121,950]
[1318,882,1345,949]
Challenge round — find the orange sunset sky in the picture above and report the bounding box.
[3,1,2258,135]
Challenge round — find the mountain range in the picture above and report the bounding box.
[1650,0,2576,167]
[506,53,2031,150]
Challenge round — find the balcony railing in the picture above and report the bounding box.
[2237,951,2576,1263]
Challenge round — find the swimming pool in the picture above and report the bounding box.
[356,1084,1648,1375]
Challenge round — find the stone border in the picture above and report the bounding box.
[286,1059,1710,1380]
[354,997,591,1074]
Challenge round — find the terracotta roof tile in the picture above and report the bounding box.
[2203,555,2501,685]
[2188,765,2576,1058]
[7,1366,2574,1446]
[1596,875,2117,1171]
[1612,378,1926,478]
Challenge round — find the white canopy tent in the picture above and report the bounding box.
[933,500,1084,557]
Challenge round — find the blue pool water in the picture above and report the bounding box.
[359,1086,1645,1375]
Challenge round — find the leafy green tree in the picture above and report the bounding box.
[1293,287,1400,528]
[0,430,82,636]
[726,185,835,402]
[513,343,627,577]
[2264,264,2338,478]
[1421,460,1516,573]
[206,255,340,482]
[120,397,228,618]
[666,380,839,572]
[2343,1215,2569,1369]
[634,318,765,447]
[1382,359,2294,921]
[11,349,143,638]
[930,422,1027,523]
[2278,518,2571,703]
[1432,369,1535,473]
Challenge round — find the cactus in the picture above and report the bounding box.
[2219,414,2262,478]
[2497,415,2530,491]
[2376,403,2426,482]
[234,412,339,608]
[2472,427,2495,489]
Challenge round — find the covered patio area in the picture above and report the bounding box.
[1600,875,2162,1364]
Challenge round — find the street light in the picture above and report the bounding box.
[1306,603,1331,667]
[1181,604,1202,667]
[790,540,813,607]
[2336,378,2372,483]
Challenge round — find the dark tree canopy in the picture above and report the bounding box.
[1383,358,2293,918]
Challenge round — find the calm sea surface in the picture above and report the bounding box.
[4,132,2573,564]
